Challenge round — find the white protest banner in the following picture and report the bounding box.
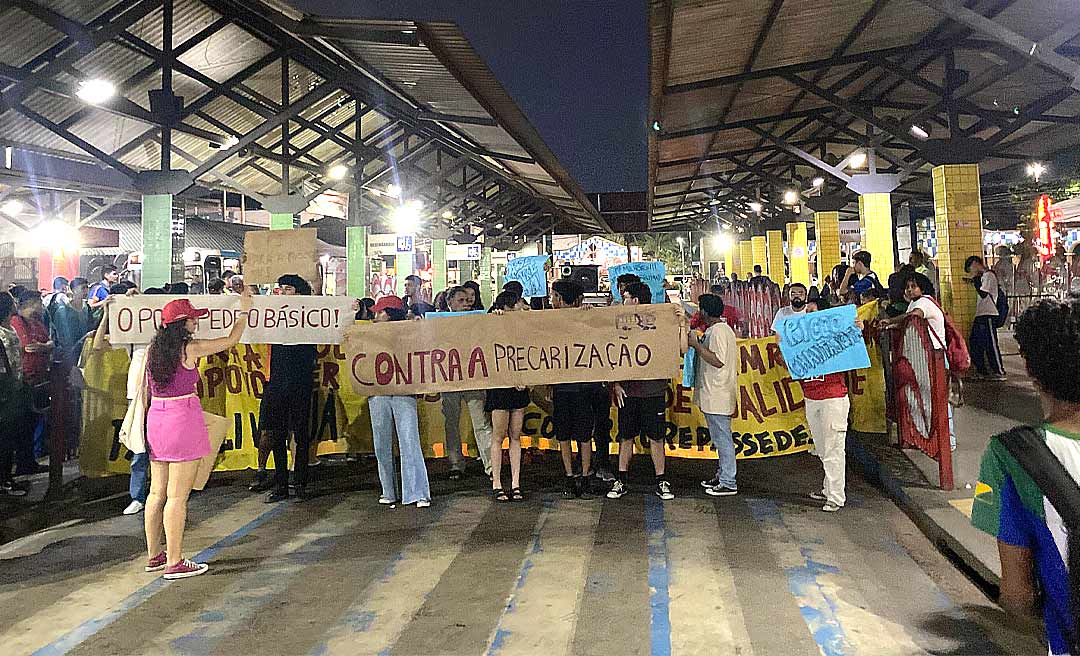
[503,255,550,298]
[609,261,667,303]
[344,304,684,396]
[241,228,317,284]
[107,295,356,344]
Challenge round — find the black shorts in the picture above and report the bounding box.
[617,395,665,442]
[258,384,313,437]
[552,385,605,442]
[485,387,530,412]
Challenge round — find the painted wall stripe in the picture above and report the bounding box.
[644,495,672,656]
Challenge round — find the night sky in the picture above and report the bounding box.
[288,0,648,193]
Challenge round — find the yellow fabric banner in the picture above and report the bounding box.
[79,336,823,477]
[849,301,888,433]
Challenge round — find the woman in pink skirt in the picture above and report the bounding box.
[144,291,251,579]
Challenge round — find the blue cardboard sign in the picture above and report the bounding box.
[609,261,667,304]
[681,348,697,388]
[775,304,870,379]
[504,255,549,298]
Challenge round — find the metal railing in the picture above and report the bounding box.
[888,314,953,490]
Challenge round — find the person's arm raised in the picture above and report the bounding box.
[184,289,253,362]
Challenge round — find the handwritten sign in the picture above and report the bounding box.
[775,304,869,379]
[107,295,355,345]
[344,304,682,395]
[609,261,667,303]
[241,228,317,284]
[504,255,549,298]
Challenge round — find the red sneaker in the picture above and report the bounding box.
[145,551,167,572]
[162,559,209,580]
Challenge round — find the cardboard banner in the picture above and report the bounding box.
[775,304,870,379]
[503,255,550,298]
[241,227,317,283]
[344,305,684,396]
[107,295,356,345]
[609,261,666,303]
[79,335,815,479]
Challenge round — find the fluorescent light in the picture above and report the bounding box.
[748,201,763,213]
[327,164,348,181]
[221,135,239,149]
[1,199,24,216]
[76,79,115,104]
[811,176,825,188]
[390,199,423,234]
[495,222,504,229]
[848,151,867,168]
[783,189,799,205]
[909,124,929,140]
[386,183,402,199]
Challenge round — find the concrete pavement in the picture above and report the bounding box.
[1,451,1042,656]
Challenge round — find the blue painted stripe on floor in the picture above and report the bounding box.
[745,497,853,656]
[485,498,555,656]
[644,495,672,656]
[31,503,287,656]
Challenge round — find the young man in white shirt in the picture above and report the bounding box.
[689,294,739,496]
[772,283,807,334]
[964,255,1006,380]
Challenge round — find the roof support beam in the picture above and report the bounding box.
[914,0,1080,90]
[16,106,138,179]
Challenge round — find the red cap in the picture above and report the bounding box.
[372,295,404,314]
[161,299,209,325]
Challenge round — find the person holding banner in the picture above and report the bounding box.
[261,275,319,503]
[608,282,675,501]
[143,289,252,580]
[689,293,739,497]
[369,295,431,508]
[487,291,531,502]
[549,279,608,499]
[440,286,494,480]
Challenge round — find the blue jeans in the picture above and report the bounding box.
[704,413,736,489]
[130,452,149,503]
[370,396,431,505]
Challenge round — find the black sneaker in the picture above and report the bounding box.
[563,476,577,499]
[448,469,464,482]
[248,472,273,493]
[2,480,27,496]
[578,476,594,500]
[700,476,720,489]
[607,480,628,499]
[265,488,290,503]
[705,485,738,497]
[656,480,675,500]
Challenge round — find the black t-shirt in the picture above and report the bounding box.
[267,343,317,389]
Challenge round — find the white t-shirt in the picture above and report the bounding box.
[908,296,946,349]
[976,270,1000,318]
[771,306,805,334]
[695,321,738,416]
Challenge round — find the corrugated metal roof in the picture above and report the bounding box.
[650,0,1080,229]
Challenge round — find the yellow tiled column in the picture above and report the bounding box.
[751,236,767,275]
[739,241,754,278]
[814,211,841,284]
[858,193,895,277]
[767,229,785,282]
[933,164,982,337]
[787,222,810,286]
[724,245,735,279]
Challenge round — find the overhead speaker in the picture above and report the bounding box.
[562,265,598,293]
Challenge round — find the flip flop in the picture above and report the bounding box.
[493,488,510,502]
[510,488,524,502]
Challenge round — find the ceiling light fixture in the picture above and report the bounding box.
[783,189,799,205]
[76,79,115,104]
[1,199,24,216]
[909,124,929,140]
[848,151,867,168]
[1026,162,1047,181]
[390,199,424,234]
[327,164,349,181]
[748,201,763,213]
[811,176,825,188]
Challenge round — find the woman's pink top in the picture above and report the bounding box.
[149,359,200,397]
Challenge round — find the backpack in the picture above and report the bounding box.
[994,287,1009,329]
[924,297,971,374]
[999,426,1080,654]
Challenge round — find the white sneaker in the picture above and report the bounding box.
[607,480,627,499]
[656,480,675,501]
[123,500,145,515]
[378,497,396,505]
[416,499,431,508]
[822,502,842,513]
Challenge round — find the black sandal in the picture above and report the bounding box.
[510,488,524,502]
[493,488,510,502]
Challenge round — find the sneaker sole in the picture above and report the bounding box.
[705,489,738,497]
[656,493,675,500]
[163,565,209,580]
[606,492,626,499]
[700,481,719,488]
[821,505,841,513]
[145,564,166,573]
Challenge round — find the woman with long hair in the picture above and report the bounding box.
[368,295,431,508]
[144,290,251,579]
[487,291,530,502]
